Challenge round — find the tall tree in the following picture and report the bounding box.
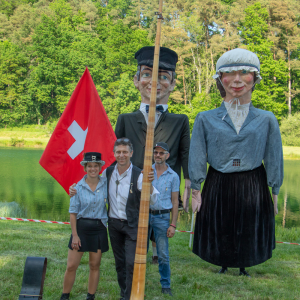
[240,2,288,121]
[0,41,30,126]
[268,0,300,115]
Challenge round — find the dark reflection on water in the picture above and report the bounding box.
[0,148,299,229]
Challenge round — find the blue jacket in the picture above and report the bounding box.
[189,102,283,194]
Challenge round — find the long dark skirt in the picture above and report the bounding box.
[193,165,275,268]
[68,218,109,253]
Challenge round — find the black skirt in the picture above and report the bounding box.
[193,165,275,268]
[68,218,109,253]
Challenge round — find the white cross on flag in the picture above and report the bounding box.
[39,68,116,193]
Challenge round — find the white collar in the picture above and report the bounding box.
[114,162,133,177]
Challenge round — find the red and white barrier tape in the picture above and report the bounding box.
[275,241,300,246]
[1,217,300,246]
[0,217,70,225]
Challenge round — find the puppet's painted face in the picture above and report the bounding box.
[134,65,176,104]
[221,70,254,101]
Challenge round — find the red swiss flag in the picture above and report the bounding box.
[39,68,116,194]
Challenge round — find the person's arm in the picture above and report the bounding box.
[263,113,284,215]
[70,213,81,250]
[179,115,190,180]
[115,114,125,139]
[138,170,156,194]
[167,191,179,238]
[189,113,207,191]
[69,191,81,249]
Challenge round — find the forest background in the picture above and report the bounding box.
[1,0,300,145]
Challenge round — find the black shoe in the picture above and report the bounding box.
[86,293,95,300]
[60,293,70,300]
[218,267,227,274]
[152,255,158,264]
[162,288,173,296]
[239,270,251,277]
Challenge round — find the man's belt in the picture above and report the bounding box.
[149,209,171,215]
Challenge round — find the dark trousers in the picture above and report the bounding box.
[108,218,137,300]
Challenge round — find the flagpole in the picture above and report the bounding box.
[130,0,163,299]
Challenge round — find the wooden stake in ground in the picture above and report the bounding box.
[130,1,163,299]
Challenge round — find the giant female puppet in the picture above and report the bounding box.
[189,48,284,276]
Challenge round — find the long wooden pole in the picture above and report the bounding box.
[130,1,163,299]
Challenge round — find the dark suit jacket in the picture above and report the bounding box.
[115,109,190,180]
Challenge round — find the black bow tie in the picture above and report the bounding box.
[145,105,164,113]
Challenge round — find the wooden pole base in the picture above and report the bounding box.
[130,263,146,300]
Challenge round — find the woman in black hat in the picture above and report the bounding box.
[60,152,108,300]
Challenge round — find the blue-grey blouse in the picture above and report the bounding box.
[69,175,108,226]
[189,102,284,195]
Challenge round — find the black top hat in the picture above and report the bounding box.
[154,142,169,152]
[135,46,178,71]
[80,152,105,166]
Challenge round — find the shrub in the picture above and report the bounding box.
[10,138,25,146]
[280,112,300,147]
[0,202,25,218]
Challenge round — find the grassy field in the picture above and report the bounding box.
[0,220,299,300]
[282,146,300,160]
[0,126,50,148]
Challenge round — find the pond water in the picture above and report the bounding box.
[0,148,299,229]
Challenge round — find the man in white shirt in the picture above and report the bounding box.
[101,138,157,300]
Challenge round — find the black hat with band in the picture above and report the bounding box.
[80,152,105,166]
[135,46,178,71]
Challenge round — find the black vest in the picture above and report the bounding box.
[106,165,141,228]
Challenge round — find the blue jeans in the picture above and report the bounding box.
[149,213,171,288]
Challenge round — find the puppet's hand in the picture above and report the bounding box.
[183,179,191,212]
[272,194,278,216]
[69,184,77,197]
[192,190,202,213]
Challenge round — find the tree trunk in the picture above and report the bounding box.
[191,48,201,93]
[288,41,292,115]
[180,55,187,105]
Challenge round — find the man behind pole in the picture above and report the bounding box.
[149,142,179,297]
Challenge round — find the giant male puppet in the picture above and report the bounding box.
[115,46,191,212]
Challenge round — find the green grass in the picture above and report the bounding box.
[282,146,300,160]
[0,220,299,300]
[0,126,50,148]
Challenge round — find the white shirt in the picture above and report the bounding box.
[102,163,159,220]
[139,103,168,127]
